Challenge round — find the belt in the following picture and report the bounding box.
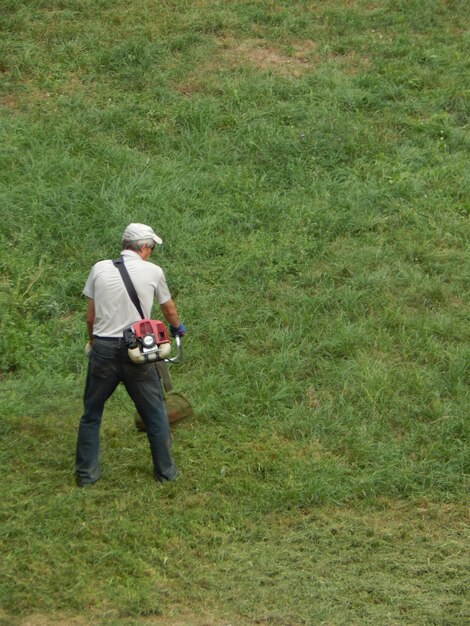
[93,335,123,343]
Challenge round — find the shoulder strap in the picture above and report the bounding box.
[112,256,145,319]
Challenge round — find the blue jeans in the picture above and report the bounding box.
[76,337,178,484]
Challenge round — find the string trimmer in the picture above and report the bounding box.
[111,256,192,429]
[132,332,193,431]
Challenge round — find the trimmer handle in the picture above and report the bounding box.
[164,334,183,364]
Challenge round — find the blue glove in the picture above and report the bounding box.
[170,323,187,337]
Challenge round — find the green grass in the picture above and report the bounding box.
[1,0,469,624]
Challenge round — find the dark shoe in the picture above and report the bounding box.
[155,470,180,484]
[76,477,97,487]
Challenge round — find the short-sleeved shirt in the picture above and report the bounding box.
[83,250,171,338]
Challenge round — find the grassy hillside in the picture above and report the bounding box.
[1,1,469,624]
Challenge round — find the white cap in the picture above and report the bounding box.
[122,223,163,245]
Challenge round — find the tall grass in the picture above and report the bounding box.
[1,0,469,623]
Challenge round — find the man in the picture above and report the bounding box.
[75,223,186,487]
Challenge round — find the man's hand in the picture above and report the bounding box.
[169,323,187,337]
[85,341,92,356]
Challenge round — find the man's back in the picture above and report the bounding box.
[84,251,170,338]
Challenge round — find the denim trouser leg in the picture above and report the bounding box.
[76,338,178,484]
[76,342,120,484]
[122,362,178,482]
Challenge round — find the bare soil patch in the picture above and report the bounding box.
[219,37,317,77]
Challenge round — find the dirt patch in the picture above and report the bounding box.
[174,79,203,97]
[0,73,90,113]
[174,37,371,94]
[0,94,19,110]
[219,37,317,78]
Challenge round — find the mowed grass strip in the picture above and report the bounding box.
[1,427,468,626]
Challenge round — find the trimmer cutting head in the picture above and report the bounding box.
[134,392,193,431]
[134,335,192,430]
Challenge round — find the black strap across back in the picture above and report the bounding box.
[112,256,145,319]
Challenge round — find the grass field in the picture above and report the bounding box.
[1,0,469,624]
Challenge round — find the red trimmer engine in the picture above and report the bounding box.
[125,319,171,364]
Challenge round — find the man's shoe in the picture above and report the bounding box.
[76,478,97,487]
[154,470,180,484]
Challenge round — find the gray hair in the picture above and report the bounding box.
[121,238,155,252]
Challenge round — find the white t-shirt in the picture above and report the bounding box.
[83,250,171,338]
